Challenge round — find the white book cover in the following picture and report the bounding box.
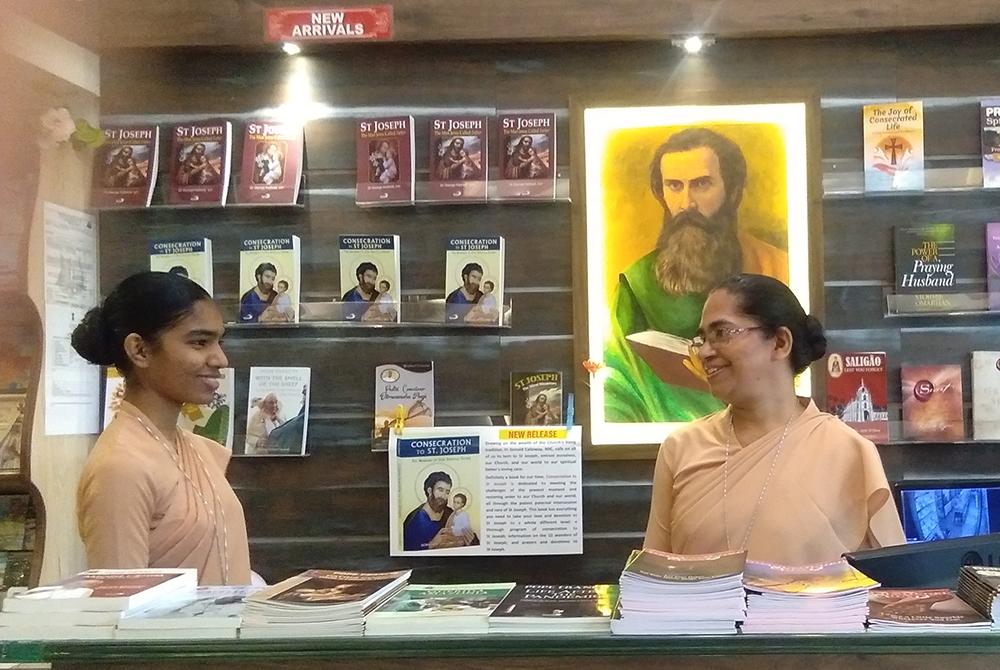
[238,235,301,324]
[104,367,235,450]
[972,351,1000,439]
[118,585,262,630]
[149,238,214,296]
[1,568,196,614]
[444,236,505,325]
[244,366,310,456]
[338,234,401,323]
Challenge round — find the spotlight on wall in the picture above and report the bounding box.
[282,42,301,55]
[670,36,715,53]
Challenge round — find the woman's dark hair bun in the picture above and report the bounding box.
[803,314,827,363]
[70,305,115,366]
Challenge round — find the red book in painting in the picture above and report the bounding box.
[91,125,159,208]
[825,352,889,442]
[428,116,487,202]
[355,116,414,206]
[497,112,556,200]
[166,119,233,205]
[237,120,304,205]
[901,364,965,441]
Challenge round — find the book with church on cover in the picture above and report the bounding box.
[91,125,159,208]
[166,119,232,205]
[825,351,889,442]
[863,101,924,192]
[901,364,965,441]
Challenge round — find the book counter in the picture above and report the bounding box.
[2,631,1000,670]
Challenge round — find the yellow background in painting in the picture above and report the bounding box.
[600,123,788,303]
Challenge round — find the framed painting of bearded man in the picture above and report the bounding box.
[570,96,822,456]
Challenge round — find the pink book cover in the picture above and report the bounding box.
[166,120,232,205]
[497,112,556,200]
[428,116,487,202]
[901,364,965,442]
[355,116,414,206]
[237,120,303,205]
[825,352,889,443]
[91,125,159,208]
[987,222,1000,310]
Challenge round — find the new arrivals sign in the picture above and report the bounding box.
[265,6,393,41]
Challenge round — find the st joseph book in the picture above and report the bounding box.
[373,362,434,451]
[237,120,304,205]
[428,115,488,202]
[825,351,889,443]
[863,101,924,192]
[901,364,965,441]
[338,235,401,323]
[444,237,504,325]
[972,351,1000,440]
[497,112,556,200]
[982,99,1000,188]
[91,125,159,208]
[148,238,214,296]
[510,371,562,426]
[238,235,301,324]
[355,116,414,206]
[166,120,232,205]
[988,222,1000,310]
[244,367,310,456]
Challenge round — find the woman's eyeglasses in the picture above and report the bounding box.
[691,325,766,349]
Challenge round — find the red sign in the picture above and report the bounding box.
[265,6,393,42]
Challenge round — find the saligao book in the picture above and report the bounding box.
[988,222,1000,310]
[624,330,710,393]
[244,366,310,456]
[982,99,1000,188]
[338,234,401,323]
[366,583,516,635]
[825,351,889,443]
[355,116,414,206]
[238,235,301,324]
[237,120,304,205]
[497,112,556,200]
[510,371,562,426]
[103,366,234,448]
[0,568,196,613]
[444,236,505,325]
[428,115,488,202]
[373,362,434,451]
[0,393,25,473]
[901,364,965,441]
[863,101,924,192]
[972,351,1000,440]
[166,119,233,205]
[148,238,214,296]
[91,125,159,208]
[892,223,962,312]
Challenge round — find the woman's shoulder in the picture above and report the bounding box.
[657,406,729,455]
[81,419,161,482]
[183,430,232,472]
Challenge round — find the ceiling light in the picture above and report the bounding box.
[670,36,715,53]
[282,43,301,55]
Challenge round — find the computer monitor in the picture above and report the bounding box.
[844,481,1000,589]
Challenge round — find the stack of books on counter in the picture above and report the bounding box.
[957,565,1000,628]
[240,569,410,638]
[116,585,263,639]
[0,568,197,640]
[741,559,876,634]
[488,584,617,634]
[366,583,515,636]
[610,548,747,635]
[866,588,991,633]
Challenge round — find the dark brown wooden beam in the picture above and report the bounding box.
[95,0,1000,50]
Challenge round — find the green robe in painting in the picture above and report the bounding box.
[603,250,724,423]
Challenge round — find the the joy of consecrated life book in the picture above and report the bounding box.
[863,101,924,192]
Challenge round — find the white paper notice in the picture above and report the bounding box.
[43,202,100,435]
[388,426,582,556]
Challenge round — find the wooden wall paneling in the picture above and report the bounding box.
[95,0,1000,48]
